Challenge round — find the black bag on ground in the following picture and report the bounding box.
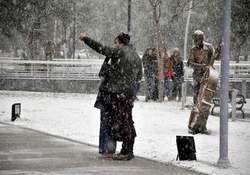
[176,135,197,161]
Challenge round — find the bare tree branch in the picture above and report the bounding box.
[149,0,155,7]
[156,0,161,7]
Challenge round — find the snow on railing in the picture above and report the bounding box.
[0,59,102,80]
[0,59,250,81]
[183,61,250,82]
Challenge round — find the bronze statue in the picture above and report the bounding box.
[187,30,221,134]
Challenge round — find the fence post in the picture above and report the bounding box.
[231,89,238,121]
[242,79,247,99]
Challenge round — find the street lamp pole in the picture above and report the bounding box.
[182,0,193,109]
[217,0,232,168]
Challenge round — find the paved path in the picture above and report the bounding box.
[0,123,202,175]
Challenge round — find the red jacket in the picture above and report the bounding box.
[163,56,173,79]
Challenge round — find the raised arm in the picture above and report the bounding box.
[79,32,121,59]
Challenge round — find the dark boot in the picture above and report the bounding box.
[112,152,134,160]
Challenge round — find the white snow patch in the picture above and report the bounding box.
[0,90,250,175]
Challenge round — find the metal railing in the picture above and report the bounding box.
[0,59,250,81]
[184,61,250,82]
[0,59,102,80]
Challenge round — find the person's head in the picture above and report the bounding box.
[172,48,181,63]
[172,48,180,57]
[114,32,130,48]
[193,30,204,48]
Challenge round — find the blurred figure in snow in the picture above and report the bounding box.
[171,48,184,101]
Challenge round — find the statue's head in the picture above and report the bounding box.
[193,30,204,48]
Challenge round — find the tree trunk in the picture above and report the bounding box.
[63,23,67,59]
[235,38,241,63]
[155,21,164,102]
[150,1,164,102]
[184,0,193,61]
[231,37,241,63]
[27,31,34,60]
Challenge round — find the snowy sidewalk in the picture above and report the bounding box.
[0,123,199,175]
[0,91,250,175]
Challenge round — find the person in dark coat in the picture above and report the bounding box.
[142,48,159,101]
[94,57,117,158]
[163,53,174,100]
[79,32,142,160]
[171,48,184,101]
[45,41,55,61]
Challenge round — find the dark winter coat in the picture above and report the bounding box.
[83,37,142,97]
[83,37,142,100]
[142,48,158,78]
[172,58,184,81]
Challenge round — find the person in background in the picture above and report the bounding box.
[171,48,184,101]
[45,40,55,61]
[20,48,27,60]
[163,52,174,100]
[142,48,159,101]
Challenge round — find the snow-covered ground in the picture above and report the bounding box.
[0,90,249,175]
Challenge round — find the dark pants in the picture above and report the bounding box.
[111,94,136,155]
[145,75,158,101]
[120,99,136,155]
[172,79,182,100]
[164,77,173,98]
[99,108,116,154]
